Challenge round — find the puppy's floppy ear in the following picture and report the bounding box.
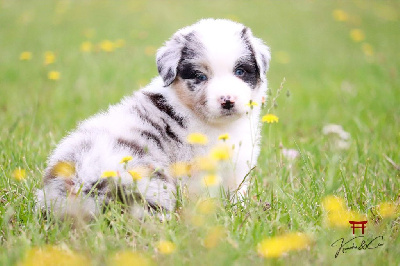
[156,33,186,87]
[251,37,271,74]
[241,27,271,80]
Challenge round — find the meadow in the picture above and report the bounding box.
[1,0,399,265]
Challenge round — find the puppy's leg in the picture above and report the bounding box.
[116,168,177,221]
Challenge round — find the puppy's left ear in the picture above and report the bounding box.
[156,33,186,87]
[242,28,271,80]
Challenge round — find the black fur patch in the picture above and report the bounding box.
[181,46,198,61]
[181,32,203,59]
[136,108,167,138]
[116,138,145,155]
[164,69,175,86]
[239,27,261,89]
[84,179,108,195]
[157,50,174,74]
[178,62,197,80]
[144,92,186,128]
[157,32,203,87]
[175,31,207,91]
[261,54,268,71]
[163,118,182,144]
[141,130,164,151]
[146,200,162,212]
[152,169,169,181]
[234,58,259,89]
[176,62,206,91]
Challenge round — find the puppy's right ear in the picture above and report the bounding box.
[156,33,186,87]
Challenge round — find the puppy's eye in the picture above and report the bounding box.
[235,68,246,77]
[196,73,208,82]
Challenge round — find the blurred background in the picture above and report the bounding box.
[1,1,399,143]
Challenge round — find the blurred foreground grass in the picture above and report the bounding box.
[0,0,399,265]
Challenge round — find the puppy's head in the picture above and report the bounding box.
[156,19,271,123]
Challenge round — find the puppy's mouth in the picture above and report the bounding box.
[221,108,237,116]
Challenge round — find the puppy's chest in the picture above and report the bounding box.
[187,119,254,157]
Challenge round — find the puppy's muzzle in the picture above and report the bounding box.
[219,96,236,110]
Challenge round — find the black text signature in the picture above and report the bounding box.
[331,235,384,258]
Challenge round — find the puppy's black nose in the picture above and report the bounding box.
[220,96,235,110]
[222,100,234,110]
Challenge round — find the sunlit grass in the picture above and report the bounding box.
[1,0,399,265]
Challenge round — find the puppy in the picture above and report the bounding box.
[36,19,271,219]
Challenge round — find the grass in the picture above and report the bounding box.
[1,0,399,265]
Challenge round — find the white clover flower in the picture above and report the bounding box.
[282,148,299,160]
[322,124,351,149]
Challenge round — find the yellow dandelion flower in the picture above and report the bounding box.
[377,202,397,218]
[204,226,226,249]
[361,43,374,56]
[127,170,142,181]
[144,46,157,56]
[262,114,279,123]
[197,199,217,215]
[325,209,364,227]
[187,133,208,145]
[12,168,26,181]
[20,51,32,61]
[170,162,191,177]
[190,214,205,227]
[321,195,366,227]
[44,51,55,65]
[120,156,133,164]
[128,166,151,180]
[48,71,60,80]
[101,170,118,178]
[218,133,229,141]
[257,233,311,258]
[193,156,217,172]
[51,161,75,178]
[80,41,92,52]
[275,51,290,64]
[210,145,230,161]
[156,240,176,254]
[332,9,348,22]
[350,29,365,42]
[114,39,126,48]
[246,100,258,108]
[108,251,152,266]
[99,40,115,52]
[203,174,220,187]
[20,245,90,266]
[322,195,346,212]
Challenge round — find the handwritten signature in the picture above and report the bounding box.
[331,236,384,258]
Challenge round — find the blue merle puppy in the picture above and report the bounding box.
[36,18,271,220]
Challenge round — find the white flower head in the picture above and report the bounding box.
[282,148,299,160]
[322,124,351,149]
[322,124,351,140]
